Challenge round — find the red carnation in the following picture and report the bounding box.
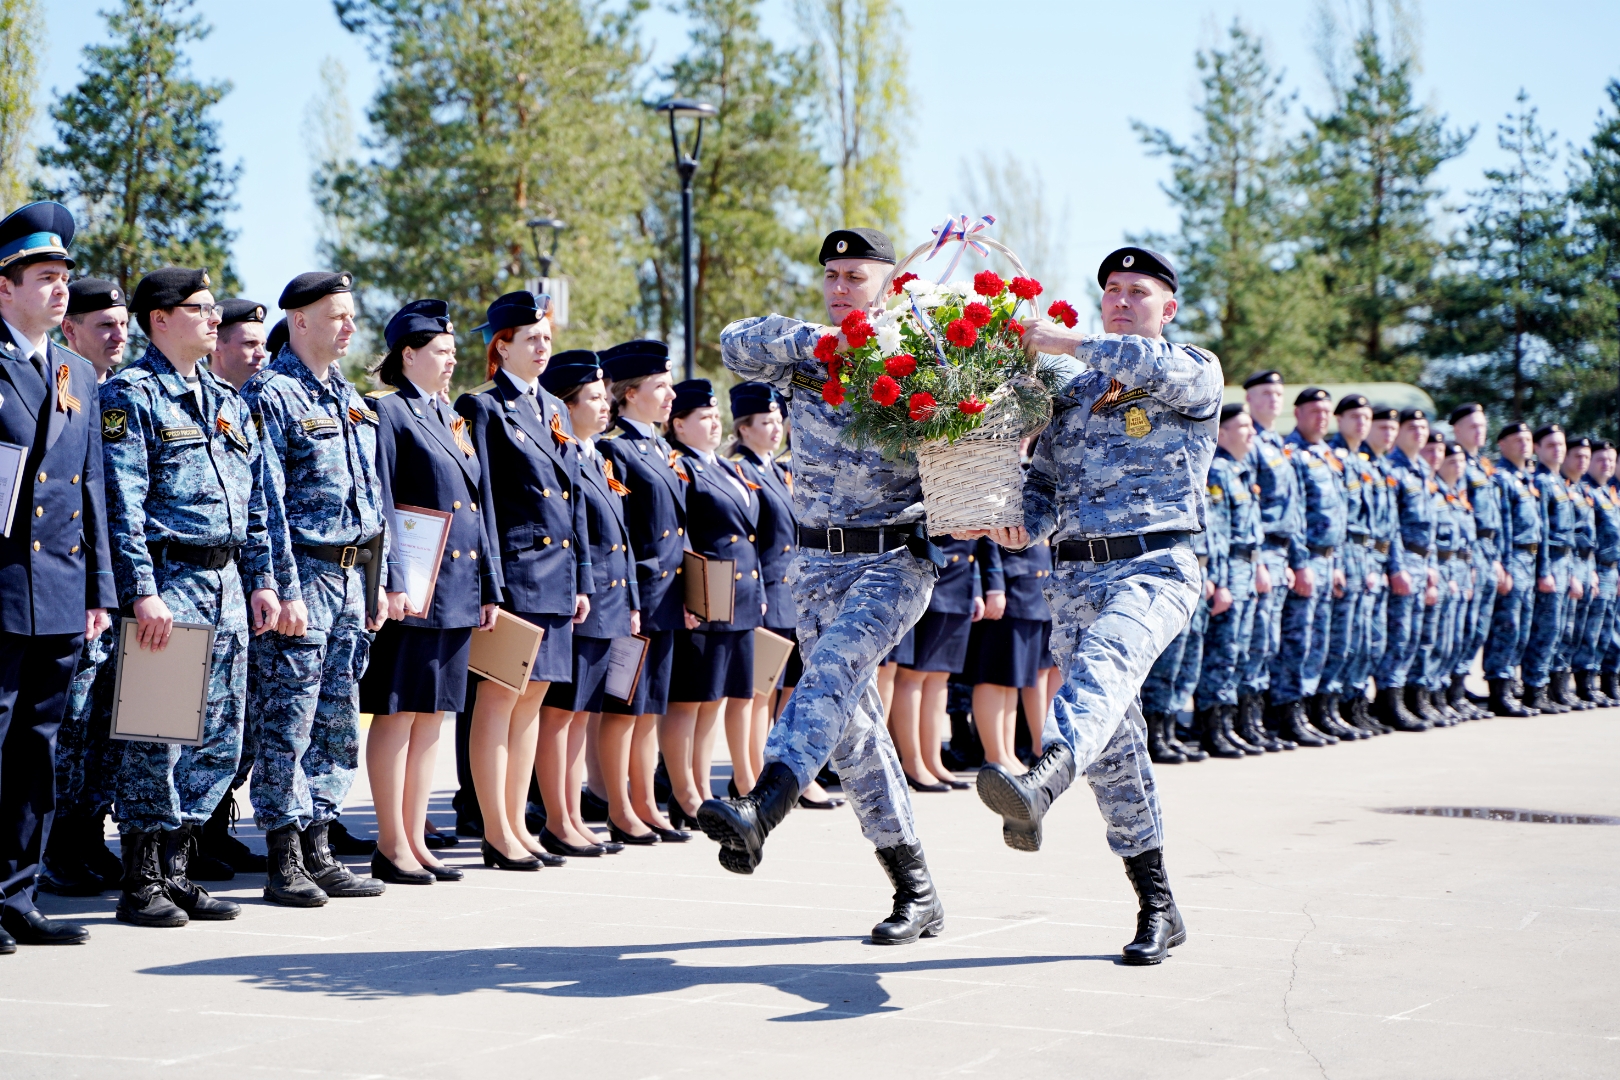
[870,375,902,407]
[884,353,917,378]
[945,318,978,348]
[963,301,993,328]
[908,392,937,422]
[957,397,987,415]
[890,272,919,296]
[973,270,1006,297]
[822,377,845,406]
[1009,276,1043,300]
[840,309,873,348]
[814,333,840,364]
[1007,319,1026,337]
[1048,300,1078,328]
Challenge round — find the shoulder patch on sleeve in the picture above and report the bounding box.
[102,408,128,441]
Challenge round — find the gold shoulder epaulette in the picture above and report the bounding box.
[469,379,496,395]
[366,388,397,399]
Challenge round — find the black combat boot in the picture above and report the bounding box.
[1560,670,1593,710]
[163,824,240,920]
[1244,694,1289,750]
[82,811,124,889]
[327,818,377,856]
[975,743,1077,852]
[1602,672,1620,702]
[697,760,801,873]
[1445,677,1474,720]
[1488,677,1533,717]
[1521,682,1556,714]
[1375,686,1426,731]
[1427,685,1460,727]
[1356,692,1393,734]
[1540,677,1571,713]
[193,798,246,880]
[1278,699,1331,746]
[1572,670,1600,706]
[1145,710,1187,764]
[301,822,386,897]
[870,842,945,945]
[1166,715,1207,762]
[1120,848,1186,965]
[1195,706,1243,759]
[263,824,329,907]
[38,815,108,897]
[116,830,189,927]
[1315,693,1364,740]
[1220,704,1263,755]
[1403,685,1437,725]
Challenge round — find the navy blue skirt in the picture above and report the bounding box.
[542,635,614,713]
[603,629,675,716]
[670,628,756,703]
[359,623,473,714]
[508,609,575,683]
[966,616,1052,688]
[903,611,972,674]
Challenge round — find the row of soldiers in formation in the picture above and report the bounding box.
[1143,372,1620,767]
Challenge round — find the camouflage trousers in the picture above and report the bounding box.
[1240,546,1289,697]
[1041,545,1200,858]
[1482,548,1538,680]
[1453,549,1498,679]
[114,563,250,834]
[1269,551,1336,704]
[1352,573,1391,694]
[1194,556,1256,709]
[1555,556,1599,672]
[1523,552,1574,688]
[249,554,371,833]
[1419,557,1464,691]
[1320,540,1372,698]
[1141,593,1207,715]
[765,546,934,850]
[1376,555,1434,690]
[1576,563,1617,672]
[53,630,117,821]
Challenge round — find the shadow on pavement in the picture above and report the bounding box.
[140,937,1102,1021]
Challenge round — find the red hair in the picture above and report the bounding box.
[486,326,518,379]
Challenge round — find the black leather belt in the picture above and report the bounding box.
[1602,560,1618,570]
[1351,533,1374,547]
[1263,533,1291,549]
[297,543,375,569]
[1374,540,1391,554]
[1477,527,1496,539]
[1056,531,1190,564]
[148,540,238,570]
[1308,544,1336,557]
[1436,550,1453,562]
[1548,545,1571,556]
[1516,543,1540,555]
[797,525,913,555]
[1228,543,1258,560]
[1403,541,1435,557]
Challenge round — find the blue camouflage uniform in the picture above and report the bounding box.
[1240,423,1304,700]
[242,346,386,833]
[1422,472,1468,693]
[1522,462,1577,689]
[1454,451,1503,685]
[721,314,933,851]
[1195,448,1260,710]
[1375,446,1436,691]
[1349,448,1404,698]
[1578,478,1620,676]
[1481,457,1543,681]
[1140,520,1216,718]
[1022,335,1222,858]
[1556,475,1597,675]
[1268,431,1347,704]
[1319,436,1376,699]
[101,345,280,834]
[53,633,117,824]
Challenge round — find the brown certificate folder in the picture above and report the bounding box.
[752,627,795,697]
[468,610,544,692]
[605,635,651,702]
[682,550,736,623]
[109,618,213,745]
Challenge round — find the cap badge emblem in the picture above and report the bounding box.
[201,270,211,287]
[110,289,120,301]
[1122,254,1135,267]
[836,240,848,253]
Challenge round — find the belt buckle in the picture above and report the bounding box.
[826,527,845,556]
[1088,537,1110,563]
[340,545,358,569]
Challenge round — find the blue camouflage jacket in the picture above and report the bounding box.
[1327,434,1373,541]
[1206,448,1259,591]
[1284,431,1348,553]
[1589,478,1620,565]
[1567,473,1596,557]
[1385,446,1437,559]
[1462,452,1504,563]
[1248,424,1306,567]
[1493,457,1543,558]
[1534,461,1577,576]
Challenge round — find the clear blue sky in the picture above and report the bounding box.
[33,0,1620,322]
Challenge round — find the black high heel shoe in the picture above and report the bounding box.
[666,802,700,830]
[905,772,950,793]
[798,792,846,809]
[371,851,434,885]
[480,841,541,871]
[540,829,605,858]
[936,773,971,791]
[423,862,464,881]
[645,821,690,842]
[608,818,660,846]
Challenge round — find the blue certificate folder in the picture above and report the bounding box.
[0,439,25,537]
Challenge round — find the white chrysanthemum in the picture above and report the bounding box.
[875,323,904,356]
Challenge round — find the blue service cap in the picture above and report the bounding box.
[539,350,603,397]
[0,201,75,271]
[600,339,671,382]
[729,380,779,420]
[475,290,550,336]
[672,378,717,413]
[384,299,452,351]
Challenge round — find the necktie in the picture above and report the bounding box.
[431,397,446,426]
[526,388,542,420]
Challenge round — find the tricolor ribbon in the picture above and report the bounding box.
[550,412,575,446]
[56,364,81,415]
[926,213,996,282]
[449,415,475,457]
[602,458,630,496]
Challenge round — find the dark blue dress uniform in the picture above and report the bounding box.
[597,341,685,715]
[0,203,117,928]
[731,381,799,687]
[455,365,591,684]
[360,375,499,714]
[966,537,1054,688]
[902,536,981,673]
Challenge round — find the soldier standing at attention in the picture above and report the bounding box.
[1551,436,1597,710]
[1360,407,1409,728]
[1520,425,1578,714]
[1482,422,1545,716]
[0,202,114,951]
[102,267,285,927]
[207,299,270,392]
[1448,404,1506,718]
[1321,394,1388,736]
[243,271,388,906]
[968,247,1223,965]
[1373,408,1438,730]
[1580,441,1620,704]
[38,277,130,897]
[708,227,946,946]
[1417,433,1463,725]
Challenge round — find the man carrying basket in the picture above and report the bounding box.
[963,247,1222,965]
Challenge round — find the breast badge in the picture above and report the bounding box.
[1124,406,1152,439]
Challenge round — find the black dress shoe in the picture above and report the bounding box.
[936,773,971,790]
[608,818,660,845]
[797,793,846,809]
[424,863,464,881]
[580,787,611,823]
[0,925,13,954]
[905,772,950,793]
[646,822,691,843]
[327,819,377,856]
[816,764,841,788]
[423,823,458,849]
[480,841,541,871]
[540,829,604,857]
[1,907,90,945]
[666,801,701,830]
[369,851,435,885]
[455,814,484,838]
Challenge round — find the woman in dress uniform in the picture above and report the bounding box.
[663,379,765,818]
[966,535,1058,770]
[891,536,983,790]
[596,340,689,832]
[362,299,499,884]
[455,291,590,870]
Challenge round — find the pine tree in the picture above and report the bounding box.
[36,0,239,296]
[1571,80,1620,438]
[639,0,830,376]
[1294,6,1469,378]
[0,0,42,213]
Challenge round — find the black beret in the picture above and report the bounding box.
[672,378,717,414]
[1334,393,1371,415]
[539,350,603,398]
[218,298,266,329]
[1445,441,1465,457]
[1219,402,1249,424]
[1427,430,1446,444]
[1369,405,1399,421]
[278,270,352,311]
[1497,421,1531,440]
[131,267,212,314]
[1447,402,1485,425]
[819,228,895,266]
[1097,246,1177,293]
[477,290,549,335]
[265,317,289,358]
[1397,407,1428,424]
[730,381,779,420]
[1242,370,1283,389]
[600,339,671,382]
[1594,439,1615,452]
[66,277,124,316]
[1294,386,1331,406]
[384,299,452,351]
[1570,436,1592,450]
[1533,423,1563,443]
[0,200,75,271]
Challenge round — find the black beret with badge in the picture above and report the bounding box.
[383,298,452,351]
[600,339,671,382]
[1097,245,1177,293]
[0,200,75,271]
[1448,402,1484,425]
[1334,393,1371,415]
[1533,423,1564,443]
[538,350,603,397]
[278,270,352,311]
[1242,369,1283,390]
[1570,436,1592,450]
[1294,386,1331,406]
[218,298,266,329]
[1497,421,1531,440]
[1369,404,1400,422]
[265,317,289,358]
[131,267,212,314]
[729,381,779,420]
[819,227,895,266]
[1397,406,1428,424]
[672,377,717,414]
[66,277,124,316]
[1219,402,1248,424]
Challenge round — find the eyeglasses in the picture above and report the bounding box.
[173,302,225,319]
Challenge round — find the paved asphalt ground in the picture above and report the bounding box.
[4,707,1618,1080]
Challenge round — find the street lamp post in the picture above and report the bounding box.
[526,217,568,329]
[655,98,718,382]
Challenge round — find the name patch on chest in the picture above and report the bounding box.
[300,416,340,436]
[159,425,204,443]
[790,369,826,396]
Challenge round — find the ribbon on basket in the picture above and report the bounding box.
[925,214,996,283]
